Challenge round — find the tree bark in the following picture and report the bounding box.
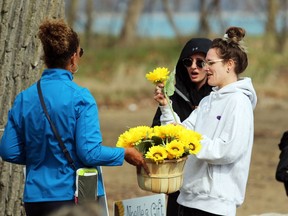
[0,1,65,215]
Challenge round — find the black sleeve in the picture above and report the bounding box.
[276,131,288,182]
[278,131,288,151]
[151,107,162,127]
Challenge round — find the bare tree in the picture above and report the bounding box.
[118,0,145,46]
[162,0,182,42]
[198,0,222,37]
[265,0,278,48]
[264,0,287,53]
[265,0,277,33]
[0,1,65,215]
[198,0,210,36]
[85,0,94,47]
[66,0,79,27]
[209,0,225,34]
[275,0,288,53]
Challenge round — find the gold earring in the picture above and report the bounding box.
[71,63,79,73]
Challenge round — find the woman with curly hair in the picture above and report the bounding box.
[0,19,148,216]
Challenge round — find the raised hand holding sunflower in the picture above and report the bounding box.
[146,67,178,123]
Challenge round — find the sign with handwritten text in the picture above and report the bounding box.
[114,194,166,216]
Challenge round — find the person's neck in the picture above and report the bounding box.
[195,78,207,90]
[219,74,238,89]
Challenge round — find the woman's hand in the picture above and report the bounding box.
[124,148,150,175]
[154,83,168,106]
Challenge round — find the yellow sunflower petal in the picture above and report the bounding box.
[145,145,168,162]
[146,67,170,84]
[165,140,185,159]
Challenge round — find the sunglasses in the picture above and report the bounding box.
[79,48,84,57]
[182,58,204,68]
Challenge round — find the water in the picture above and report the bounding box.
[75,12,281,38]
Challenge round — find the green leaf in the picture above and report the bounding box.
[151,136,163,145]
[164,68,175,97]
[135,140,153,154]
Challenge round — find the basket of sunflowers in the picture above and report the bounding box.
[116,124,202,194]
[116,67,202,194]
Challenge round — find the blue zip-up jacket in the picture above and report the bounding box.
[0,69,125,202]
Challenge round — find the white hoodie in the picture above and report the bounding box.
[160,77,257,216]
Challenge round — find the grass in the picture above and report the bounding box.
[75,34,288,107]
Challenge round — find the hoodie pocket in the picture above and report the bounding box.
[183,176,211,195]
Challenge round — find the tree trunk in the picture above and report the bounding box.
[0,1,65,215]
[198,0,210,36]
[118,0,145,46]
[264,0,278,49]
[162,0,182,43]
[66,0,79,28]
[275,0,288,53]
[85,0,94,47]
[209,0,224,35]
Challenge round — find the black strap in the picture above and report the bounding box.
[174,87,197,110]
[37,80,76,170]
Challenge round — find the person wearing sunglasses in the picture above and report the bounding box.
[151,38,212,216]
[0,19,149,216]
[154,27,257,215]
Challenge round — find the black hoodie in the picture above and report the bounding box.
[151,38,212,126]
[276,131,288,196]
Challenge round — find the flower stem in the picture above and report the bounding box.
[164,91,179,124]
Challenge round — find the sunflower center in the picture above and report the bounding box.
[172,147,179,152]
[189,143,196,150]
[153,153,163,159]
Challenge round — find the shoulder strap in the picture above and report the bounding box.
[174,87,196,109]
[37,80,76,170]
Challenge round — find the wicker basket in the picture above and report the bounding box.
[137,157,187,194]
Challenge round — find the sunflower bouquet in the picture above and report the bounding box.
[115,67,203,193]
[116,124,202,163]
[146,67,178,123]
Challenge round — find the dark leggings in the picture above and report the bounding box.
[24,200,75,216]
[166,191,180,216]
[178,205,223,216]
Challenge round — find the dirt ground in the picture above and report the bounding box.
[99,97,288,216]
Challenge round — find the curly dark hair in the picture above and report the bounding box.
[38,19,79,68]
[211,26,248,74]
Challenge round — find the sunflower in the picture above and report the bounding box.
[178,129,201,144]
[116,126,152,148]
[145,146,168,162]
[177,129,202,154]
[186,138,202,155]
[145,67,170,84]
[153,124,184,141]
[116,124,202,161]
[165,140,185,159]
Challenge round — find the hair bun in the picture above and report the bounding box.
[225,26,245,43]
[38,19,72,56]
[223,26,247,53]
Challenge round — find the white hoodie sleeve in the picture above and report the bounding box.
[195,93,254,165]
[159,104,181,125]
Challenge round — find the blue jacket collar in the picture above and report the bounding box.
[41,68,73,81]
